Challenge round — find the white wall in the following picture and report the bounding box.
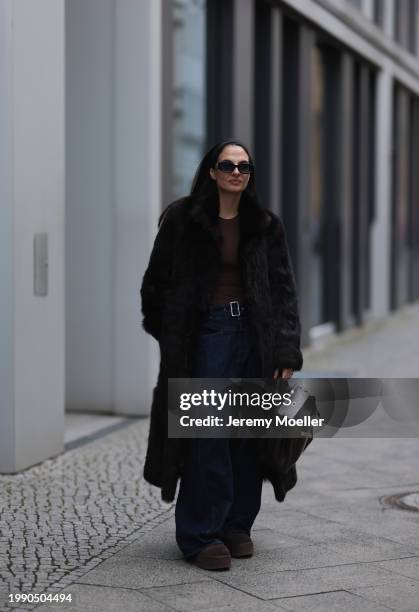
[65,0,115,411]
[0,0,15,472]
[0,0,65,472]
[66,0,161,415]
[113,0,162,414]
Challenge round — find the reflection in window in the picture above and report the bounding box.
[391,85,413,308]
[310,45,325,327]
[394,0,418,55]
[346,0,362,10]
[172,0,207,198]
[372,0,383,27]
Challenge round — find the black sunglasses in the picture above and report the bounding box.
[215,160,254,174]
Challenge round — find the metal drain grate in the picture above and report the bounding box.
[381,492,419,512]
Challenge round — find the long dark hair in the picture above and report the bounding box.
[158,139,262,227]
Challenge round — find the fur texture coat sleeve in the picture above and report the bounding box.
[266,211,303,372]
[140,205,177,342]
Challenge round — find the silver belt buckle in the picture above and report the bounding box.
[229,300,240,317]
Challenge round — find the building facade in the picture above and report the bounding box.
[165,0,419,345]
[1,0,418,473]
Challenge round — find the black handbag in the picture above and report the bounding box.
[257,379,320,474]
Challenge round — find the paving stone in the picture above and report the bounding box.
[272,589,394,611]
[205,603,286,612]
[2,303,419,611]
[215,562,403,599]
[119,531,183,560]
[254,519,375,546]
[349,576,419,611]
[0,420,174,611]
[292,502,419,552]
[77,556,206,589]
[214,537,415,578]
[250,528,308,550]
[140,579,275,611]
[34,583,173,611]
[376,556,419,581]
[302,302,419,377]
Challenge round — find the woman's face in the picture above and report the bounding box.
[209,144,251,194]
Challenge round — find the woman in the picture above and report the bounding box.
[140,139,303,570]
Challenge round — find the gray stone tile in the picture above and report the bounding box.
[302,302,419,377]
[296,533,415,563]
[34,583,173,611]
[205,603,286,612]
[376,556,419,581]
[254,504,419,558]
[296,482,419,509]
[254,508,331,533]
[77,556,207,589]
[254,520,373,546]
[350,576,419,611]
[252,528,309,550]
[141,579,272,611]
[3,304,419,611]
[121,526,305,564]
[215,562,401,599]
[119,530,182,560]
[294,504,419,552]
[219,537,414,577]
[300,467,407,491]
[273,589,394,611]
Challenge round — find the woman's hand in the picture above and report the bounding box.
[273,367,294,379]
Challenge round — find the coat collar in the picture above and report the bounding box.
[187,191,271,246]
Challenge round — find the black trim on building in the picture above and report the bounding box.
[206,0,233,148]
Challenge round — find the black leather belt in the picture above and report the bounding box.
[208,300,248,317]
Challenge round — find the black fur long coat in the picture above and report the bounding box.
[140,191,304,502]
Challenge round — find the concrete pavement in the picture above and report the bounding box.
[302,301,419,377]
[1,301,419,611]
[29,436,419,612]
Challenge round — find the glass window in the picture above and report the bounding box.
[346,0,362,10]
[172,0,207,198]
[310,45,325,327]
[391,85,411,309]
[372,0,384,27]
[394,0,418,55]
[407,0,418,55]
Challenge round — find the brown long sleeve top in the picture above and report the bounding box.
[210,215,246,305]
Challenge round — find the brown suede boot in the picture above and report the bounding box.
[189,543,231,570]
[223,533,254,558]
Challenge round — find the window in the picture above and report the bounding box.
[346,0,362,9]
[172,0,207,198]
[372,0,384,27]
[391,84,419,308]
[394,0,418,55]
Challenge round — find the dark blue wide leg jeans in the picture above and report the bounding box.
[175,304,264,559]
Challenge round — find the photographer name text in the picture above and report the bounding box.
[178,415,325,428]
